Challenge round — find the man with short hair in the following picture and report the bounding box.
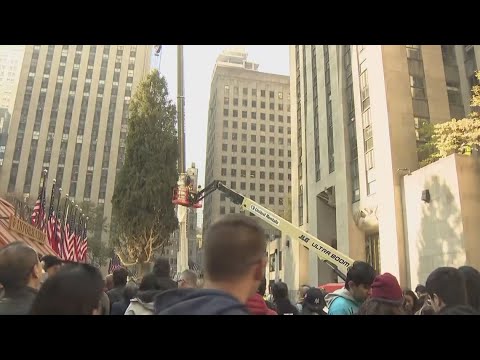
[155,215,267,315]
[325,261,376,315]
[425,266,471,314]
[106,267,128,310]
[0,242,44,315]
[153,257,177,290]
[41,255,63,278]
[178,270,198,289]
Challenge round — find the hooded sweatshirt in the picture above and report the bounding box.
[325,288,360,315]
[246,293,277,315]
[154,288,250,315]
[125,290,160,315]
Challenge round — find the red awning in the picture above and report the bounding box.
[0,198,57,257]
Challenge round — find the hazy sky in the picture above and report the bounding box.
[153,45,290,226]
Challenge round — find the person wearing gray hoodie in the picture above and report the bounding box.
[125,273,166,315]
[325,261,376,315]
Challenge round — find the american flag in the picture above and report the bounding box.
[77,218,88,263]
[108,253,123,274]
[47,211,61,255]
[63,205,77,261]
[31,176,47,231]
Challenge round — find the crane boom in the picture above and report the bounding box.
[192,180,354,279]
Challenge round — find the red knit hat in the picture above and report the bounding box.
[371,273,403,303]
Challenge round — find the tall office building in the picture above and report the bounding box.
[289,45,479,287]
[0,45,151,240]
[203,48,291,237]
[0,108,11,166]
[0,45,25,113]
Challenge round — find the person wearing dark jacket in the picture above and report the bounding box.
[111,282,138,315]
[0,242,43,315]
[302,287,327,315]
[106,267,128,310]
[425,266,469,314]
[152,257,177,290]
[271,282,299,315]
[155,215,267,315]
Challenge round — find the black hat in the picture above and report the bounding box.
[304,287,326,312]
[41,255,63,270]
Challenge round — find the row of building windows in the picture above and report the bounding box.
[224,86,286,100]
[223,97,290,112]
[220,166,291,179]
[217,179,290,193]
[295,45,304,226]
[221,144,291,157]
[222,119,291,133]
[222,109,291,122]
[221,131,291,145]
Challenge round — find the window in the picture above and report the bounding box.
[251,159,256,166]
[221,168,227,176]
[241,170,246,178]
[224,97,229,105]
[260,171,265,179]
[278,104,283,111]
[231,181,236,189]
[220,206,225,214]
[269,114,274,121]
[270,103,275,110]
[261,101,266,109]
[232,121,238,129]
[261,113,266,120]
[252,89,257,96]
[260,159,265,167]
[279,115,283,122]
[232,144,237,152]
[242,122,247,130]
[279,161,284,168]
[410,75,426,99]
[242,99,248,107]
[242,111,247,118]
[251,123,256,130]
[269,148,275,156]
[243,88,248,95]
[223,132,228,140]
[269,91,274,98]
[260,184,265,191]
[241,134,247,141]
[278,92,283,99]
[222,156,227,164]
[251,147,256,154]
[233,98,238,106]
[251,112,256,119]
[269,125,275,132]
[224,109,229,116]
[240,182,246,190]
[260,196,265,204]
[233,110,238,117]
[250,183,256,191]
[231,169,237,176]
[234,86,239,95]
[269,197,275,205]
[230,207,235,214]
[269,185,275,192]
[232,133,237,140]
[223,120,228,128]
[241,158,246,165]
[231,157,237,164]
[222,144,227,151]
[279,149,284,156]
[251,135,256,142]
[279,173,284,180]
[224,85,229,93]
[269,160,275,167]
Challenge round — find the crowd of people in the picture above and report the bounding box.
[1,214,479,315]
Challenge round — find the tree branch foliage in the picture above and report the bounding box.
[111,69,179,266]
[79,201,110,267]
[419,71,480,167]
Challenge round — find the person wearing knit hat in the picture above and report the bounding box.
[357,272,406,315]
